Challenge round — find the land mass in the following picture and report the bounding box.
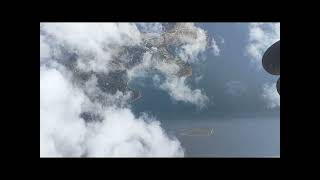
[51,23,204,122]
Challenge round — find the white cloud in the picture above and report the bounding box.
[246,23,280,69]
[246,23,280,109]
[40,23,185,157]
[41,23,142,74]
[262,82,280,108]
[127,52,156,80]
[210,36,221,56]
[126,35,209,107]
[40,23,216,157]
[128,51,209,108]
[174,23,208,63]
[160,76,209,108]
[86,108,184,157]
[154,59,208,108]
[40,66,184,157]
[40,67,88,157]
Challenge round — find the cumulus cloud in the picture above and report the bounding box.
[262,83,280,109]
[40,23,216,156]
[154,60,208,108]
[40,23,185,157]
[41,23,142,74]
[174,23,208,63]
[40,67,88,157]
[85,108,184,157]
[160,76,209,108]
[246,23,280,69]
[40,64,184,157]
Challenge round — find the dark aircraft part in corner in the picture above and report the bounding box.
[262,40,280,95]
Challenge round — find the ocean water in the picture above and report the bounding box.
[130,79,280,157]
[129,23,280,157]
[161,117,280,157]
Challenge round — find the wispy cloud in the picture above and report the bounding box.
[262,82,280,109]
[210,36,221,56]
